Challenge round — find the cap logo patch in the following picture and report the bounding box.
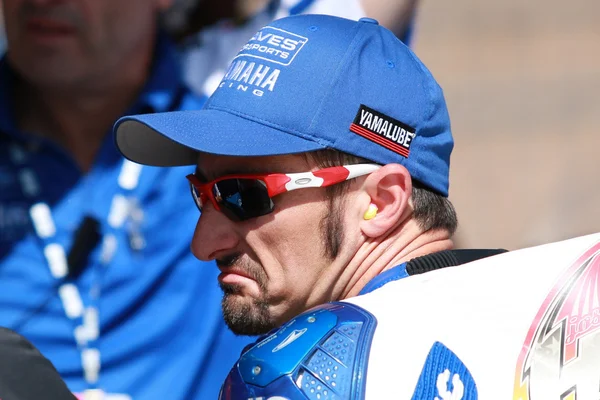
[237,26,308,66]
[350,105,416,158]
[221,60,281,96]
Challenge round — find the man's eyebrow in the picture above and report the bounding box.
[194,166,274,182]
[194,167,209,182]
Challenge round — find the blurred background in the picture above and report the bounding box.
[0,0,597,252]
[412,0,600,250]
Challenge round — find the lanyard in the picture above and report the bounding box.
[10,142,143,392]
[6,84,189,399]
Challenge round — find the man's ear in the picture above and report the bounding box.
[359,163,412,238]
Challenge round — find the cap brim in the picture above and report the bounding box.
[114,109,326,166]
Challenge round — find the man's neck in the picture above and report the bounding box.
[12,52,153,172]
[336,219,454,300]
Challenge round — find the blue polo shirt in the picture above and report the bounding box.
[0,35,254,399]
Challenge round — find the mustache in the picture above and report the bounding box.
[216,253,243,268]
[19,2,84,30]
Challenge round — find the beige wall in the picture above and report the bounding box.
[413,0,600,250]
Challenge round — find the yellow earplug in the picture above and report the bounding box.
[363,204,378,220]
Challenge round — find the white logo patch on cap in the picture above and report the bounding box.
[237,26,308,66]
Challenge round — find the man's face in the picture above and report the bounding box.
[191,154,359,336]
[3,0,170,88]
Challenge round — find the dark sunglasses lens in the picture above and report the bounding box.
[214,179,274,221]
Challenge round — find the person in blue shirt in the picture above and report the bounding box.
[114,14,505,398]
[0,0,253,399]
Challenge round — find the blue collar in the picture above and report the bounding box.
[0,32,185,140]
[359,263,409,295]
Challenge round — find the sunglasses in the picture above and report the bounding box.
[186,164,381,221]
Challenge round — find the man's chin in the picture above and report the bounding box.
[221,292,275,336]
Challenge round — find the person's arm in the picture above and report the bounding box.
[360,0,419,38]
[0,328,76,400]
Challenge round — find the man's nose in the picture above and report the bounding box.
[190,202,239,261]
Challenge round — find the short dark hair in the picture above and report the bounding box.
[303,149,458,235]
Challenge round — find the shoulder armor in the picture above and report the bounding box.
[220,302,377,400]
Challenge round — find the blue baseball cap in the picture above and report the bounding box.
[115,15,454,196]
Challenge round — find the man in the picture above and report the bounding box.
[116,12,460,334]
[116,15,600,398]
[0,0,252,399]
[114,13,483,396]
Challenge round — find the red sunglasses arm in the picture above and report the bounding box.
[262,167,352,197]
[262,174,292,197]
[312,166,351,185]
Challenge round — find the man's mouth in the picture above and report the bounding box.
[216,254,266,294]
[26,17,76,36]
[217,254,254,280]
[218,266,255,285]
